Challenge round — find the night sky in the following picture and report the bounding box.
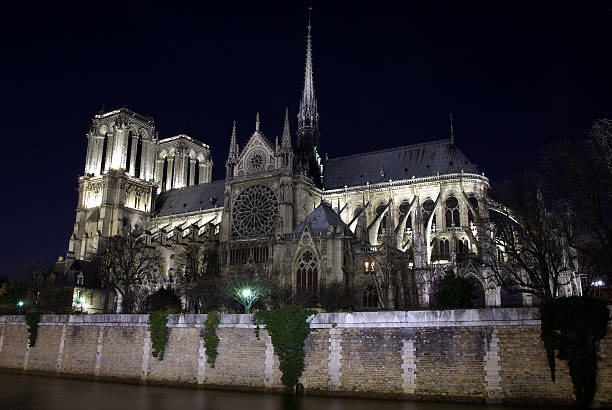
[1,1,610,280]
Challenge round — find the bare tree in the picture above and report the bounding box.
[485,172,574,302]
[363,244,418,310]
[175,244,222,313]
[542,119,612,285]
[84,239,115,313]
[104,233,163,313]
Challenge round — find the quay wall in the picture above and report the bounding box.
[0,308,610,406]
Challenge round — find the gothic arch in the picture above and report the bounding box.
[445,195,460,228]
[463,272,486,307]
[294,248,319,299]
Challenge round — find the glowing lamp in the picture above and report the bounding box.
[241,288,252,298]
[17,301,24,307]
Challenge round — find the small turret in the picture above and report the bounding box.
[226,120,239,178]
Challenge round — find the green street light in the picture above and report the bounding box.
[17,300,24,308]
[241,288,252,298]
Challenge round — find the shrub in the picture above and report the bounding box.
[432,271,474,309]
[146,287,181,313]
[540,296,609,406]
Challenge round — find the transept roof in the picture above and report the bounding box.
[294,202,351,234]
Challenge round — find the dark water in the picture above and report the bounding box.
[0,373,556,410]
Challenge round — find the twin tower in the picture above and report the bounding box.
[68,15,322,263]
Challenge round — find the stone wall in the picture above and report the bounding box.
[0,308,610,406]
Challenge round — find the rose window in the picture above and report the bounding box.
[232,184,278,238]
[246,149,267,173]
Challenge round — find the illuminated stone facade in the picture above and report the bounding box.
[65,21,580,311]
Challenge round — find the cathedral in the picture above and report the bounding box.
[64,18,558,311]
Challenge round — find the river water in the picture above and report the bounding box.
[0,373,556,410]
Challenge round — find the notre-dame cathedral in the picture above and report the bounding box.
[64,19,522,311]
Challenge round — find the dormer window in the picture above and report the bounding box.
[76,273,84,286]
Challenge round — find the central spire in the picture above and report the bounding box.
[297,6,319,151]
[296,6,323,187]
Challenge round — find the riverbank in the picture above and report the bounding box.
[0,308,610,407]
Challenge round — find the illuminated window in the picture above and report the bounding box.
[445,196,460,228]
[364,261,369,273]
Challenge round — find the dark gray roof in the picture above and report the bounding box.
[155,180,225,217]
[294,202,351,234]
[323,138,480,190]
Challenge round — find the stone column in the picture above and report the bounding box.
[139,140,153,181]
[166,157,174,190]
[84,134,94,174]
[128,135,138,176]
[104,134,114,172]
[111,127,128,170]
[155,159,164,187]
[199,163,207,184]
[173,151,187,188]
[93,135,105,176]
[189,159,196,186]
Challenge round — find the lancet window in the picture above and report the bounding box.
[296,250,318,298]
[399,200,412,233]
[363,284,378,308]
[423,198,436,229]
[445,196,460,228]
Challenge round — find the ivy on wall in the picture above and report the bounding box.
[148,311,170,360]
[253,306,317,393]
[540,296,609,406]
[203,311,220,368]
[24,311,41,347]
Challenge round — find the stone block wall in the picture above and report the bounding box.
[0,308,610,406]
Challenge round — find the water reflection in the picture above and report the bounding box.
[0,373,555,410]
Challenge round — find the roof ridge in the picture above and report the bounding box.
[325,137,452,163]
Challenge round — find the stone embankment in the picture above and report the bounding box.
[0,308,610,406]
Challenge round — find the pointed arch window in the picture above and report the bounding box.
[468,196,479,224]
[445,196,460,228]
[363,284,378,309]
[399,200,412,233]
[296,250,318,298]
[423,198,435,228]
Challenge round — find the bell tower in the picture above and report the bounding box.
[68,108,157,263]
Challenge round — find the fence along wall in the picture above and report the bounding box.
[0,309,610,406]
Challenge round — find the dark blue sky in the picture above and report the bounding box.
[1,1,610,279]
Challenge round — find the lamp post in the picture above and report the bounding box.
[17,300,24,314]
[240,287,255,314]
